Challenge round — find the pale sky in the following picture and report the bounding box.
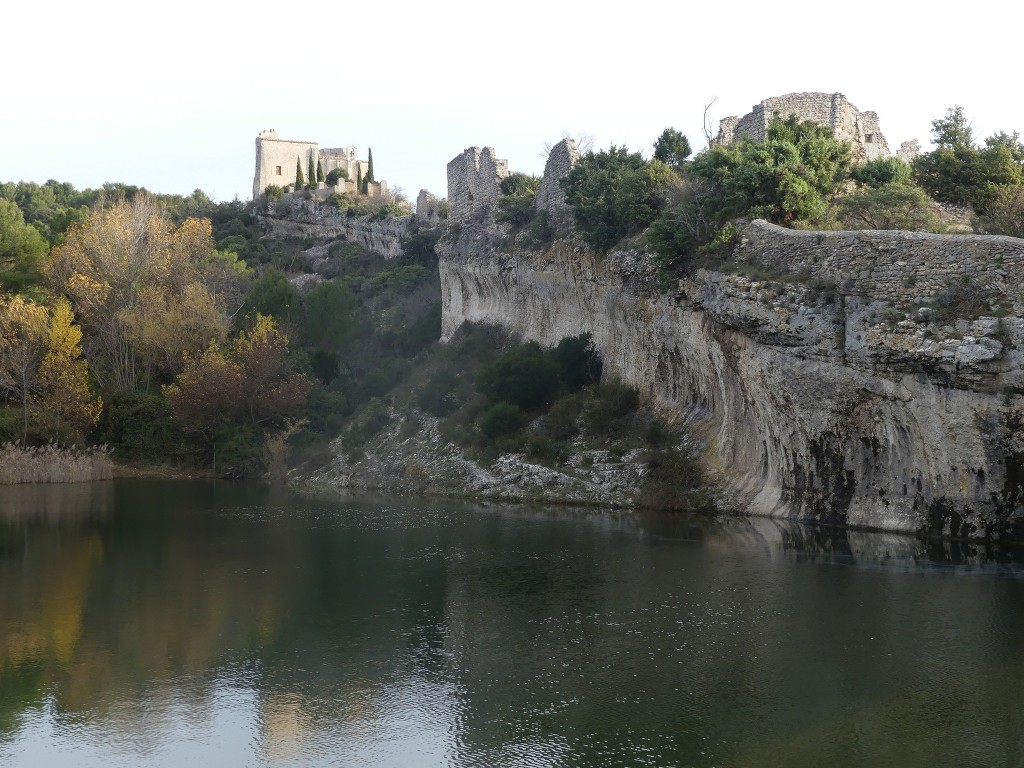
[5,0,1023,204]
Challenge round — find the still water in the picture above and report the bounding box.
[1,480,1023,767]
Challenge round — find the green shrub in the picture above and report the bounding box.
[852,157,912,188]
[546,394,582,440]
[550,333,602,389]
[417,370,459,417]
[560,146,674,251]
[834,183,943,231]
[325,167,349,186]
[476,342,560,409]
[479,401,524,439]
[638,446,707,510]
[585,379,640,434]
[264,185,285,201]
[400,227,442,268]
[977,184,1024,237]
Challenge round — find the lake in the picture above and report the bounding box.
[1,480,1023,767]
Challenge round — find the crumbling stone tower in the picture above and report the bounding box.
[446,147,509,226]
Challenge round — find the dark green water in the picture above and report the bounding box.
[1,480,1024,767]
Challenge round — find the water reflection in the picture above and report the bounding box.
[1,481,1023,767]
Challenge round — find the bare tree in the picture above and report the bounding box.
[703,96,719,148]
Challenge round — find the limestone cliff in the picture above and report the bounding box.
[438,223,1024,540]
[259,197,410,259]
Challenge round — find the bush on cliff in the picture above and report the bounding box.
[833,183,944,232]
[560,146,674,251]
[689,114,851,225]
[914,107,1024,215]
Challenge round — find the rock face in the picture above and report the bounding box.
[438,224,1024,540]
[260,197,410,259]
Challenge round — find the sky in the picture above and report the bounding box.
[5,0,1023,204]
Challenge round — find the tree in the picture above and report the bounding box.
[356,165,363,194]
[295,157,305,188]
[0,200,49,292]
[834,183,943,232]
[560,146,674,251]
[477,341,560,409]
[316,159,324,183]
[852,157,912,188]
[653,128,692,170]
[33,298,102,444]
[241,269,296,326]
[325,168,349,186]
[48,196,230,392]
[366,148,375,184]
[0,294,47,442]
[914,106,1024,214]
[689,114,851,224]
[164,315,310,441]
[308,152,316,189]
[300,279,358,351]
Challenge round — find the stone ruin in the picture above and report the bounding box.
[717,92,917,163]
[447,139,581,229]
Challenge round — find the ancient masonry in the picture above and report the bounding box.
[252,130,387,199]
[447,139,581,227]
[717,92,918,163]
[735,220,1024,307]
[446,147,509,226]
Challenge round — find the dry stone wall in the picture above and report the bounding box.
[737,220,1024,308]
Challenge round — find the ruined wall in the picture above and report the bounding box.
[737,220,1024,307]
[446,147,508,226]
[535,138,579,222]
[717,92,891,162]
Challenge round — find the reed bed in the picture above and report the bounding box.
[0,442,115,484]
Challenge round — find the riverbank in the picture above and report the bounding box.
[0,443,208,485]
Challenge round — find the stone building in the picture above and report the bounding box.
[253,130,384,199]
[717,92,891,162]
[446,147,509,226]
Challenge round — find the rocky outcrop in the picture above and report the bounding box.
[260,197,410,259]
[439,224,1024,540]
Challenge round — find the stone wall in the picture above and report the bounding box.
[535,138,579,219]
[717,93,891,162]
[737,220,1024,307]
[446,147,509,227]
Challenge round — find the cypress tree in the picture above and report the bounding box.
[295,157,304,188]
[356,165,363,194]
[366,148,375,184]
[308,153,316,187]
[316,159,324,183]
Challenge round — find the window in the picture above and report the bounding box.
[275,165,282,175]
[865,134,874,143]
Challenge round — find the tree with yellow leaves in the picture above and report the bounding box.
[0,294,48,442]
[33,298,102,445]
[48,196,246,392]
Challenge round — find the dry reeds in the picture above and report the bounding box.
[0,442,114,484]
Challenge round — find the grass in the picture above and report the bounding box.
[0,443,115,484]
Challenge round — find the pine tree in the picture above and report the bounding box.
[316,159,324,183]
[308,153,316,188]
[295,157,304,188]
